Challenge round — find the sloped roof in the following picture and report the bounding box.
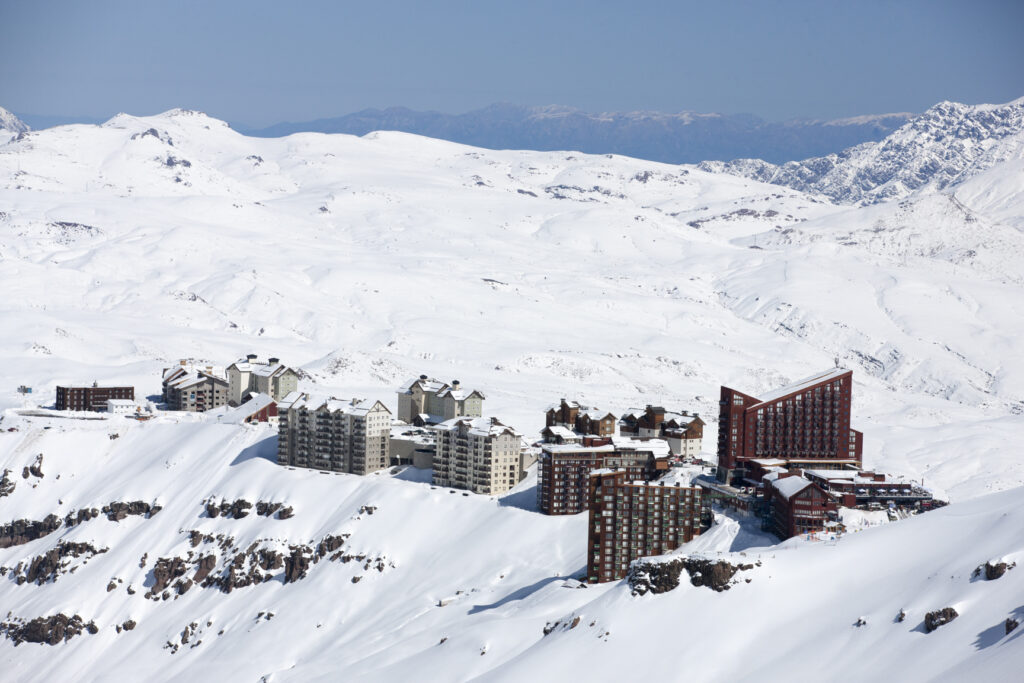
[751,368,850,408]
[772,476,814,500]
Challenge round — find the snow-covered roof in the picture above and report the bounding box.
[219,393,276,424]
[106,399,135,407]
[277,391,306,410]
[436,416,519,438]
[772,476,814,500]
[751,368,850,407]
[544,425,579,439]
[399,376,448,394]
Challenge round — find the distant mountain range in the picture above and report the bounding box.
[236,103,913,164]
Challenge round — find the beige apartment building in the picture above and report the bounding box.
[277,395,391,475]
[433,417,521,495]
[162,365,229,412]
[396,375,485,424]
[227,354,299,406]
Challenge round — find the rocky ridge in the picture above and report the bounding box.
[698,98,1024,205]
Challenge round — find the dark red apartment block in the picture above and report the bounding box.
[717,368,862,485]
[55,384,135,412]
[537,437,669,515]
[587,470,702,583]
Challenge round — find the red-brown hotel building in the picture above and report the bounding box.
[717,368,863,485]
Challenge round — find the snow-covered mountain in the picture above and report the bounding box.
[699,97,1024,205]
[0,103,1022,679]
[239,103,911,165]
[0,107,29,134]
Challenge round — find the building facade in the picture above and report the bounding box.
[277,396,391,475]
[545,399,616,437]
[56,384,134,412]
[717,368,863,485]
[433,417,522,495]
[619,405,705,458]
[163,370,229,412]
[587,470,703,583]
[537,437,670,515]
[396,375,484,424]
[106,399,137,415]
[226,355,299,406]
[767,475,837,539]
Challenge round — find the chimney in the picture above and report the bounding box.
[246,353,257,362]
[268,357,280,365]
[419,374,428,380]
[452,379,460,387]
[180,359,187,366]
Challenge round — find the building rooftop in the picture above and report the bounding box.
[772,476,814,500]
[750,368,851,408]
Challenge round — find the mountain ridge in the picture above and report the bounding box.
[235,102,912,165]
[698,97,1024,205]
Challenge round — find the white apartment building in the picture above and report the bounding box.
[433,417,522,495]
[227,354,299,406]
[277,396,391,475]
[396,375,485,424]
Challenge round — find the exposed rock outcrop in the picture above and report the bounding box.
[925,608,959,633]
[0,515,62,549]
[9,542,109,585]
[102,501,156,521]
[628,557,754,595]
[1006,618,1019,635]
[0,613,97,646]
[0,469,15,497]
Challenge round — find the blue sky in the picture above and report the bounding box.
[1,0,1021,126]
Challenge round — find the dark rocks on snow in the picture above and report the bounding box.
[0,515,62,549]
[985,561,1013,581]
[0,469,15,497]
[148,557,188,597]
[628,557,753,595]
[27,454,44,479]
[283,549,310,584]
[101,501,155,521]
[10,541,108,585]
[924,607,959,633]
[1006,618,1019,635]
[0,613,97,646]
[277,506,294,520]
[205,498,285,519]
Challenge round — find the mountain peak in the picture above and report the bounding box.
[0,106,30,133]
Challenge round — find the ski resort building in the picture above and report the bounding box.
[433,416,523,495]
[587,470,703,583]
[276,396,391,475]
[55,384,135,412]
[163,369,229,412]
[717,368,863,485]
[226,355,299,406]
[537,437,671,515]
[213,393,279,425]
[389,424,437,469]
[618,405,705,458]
[766,473,838,539]
[396,375,485,424]
[544,399,616,438]
[105,398,137,415]
[801,469,933,507]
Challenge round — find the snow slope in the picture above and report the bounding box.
[0,415,1021,681]
[0,103,1022,678]
[3,107,1021,499]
